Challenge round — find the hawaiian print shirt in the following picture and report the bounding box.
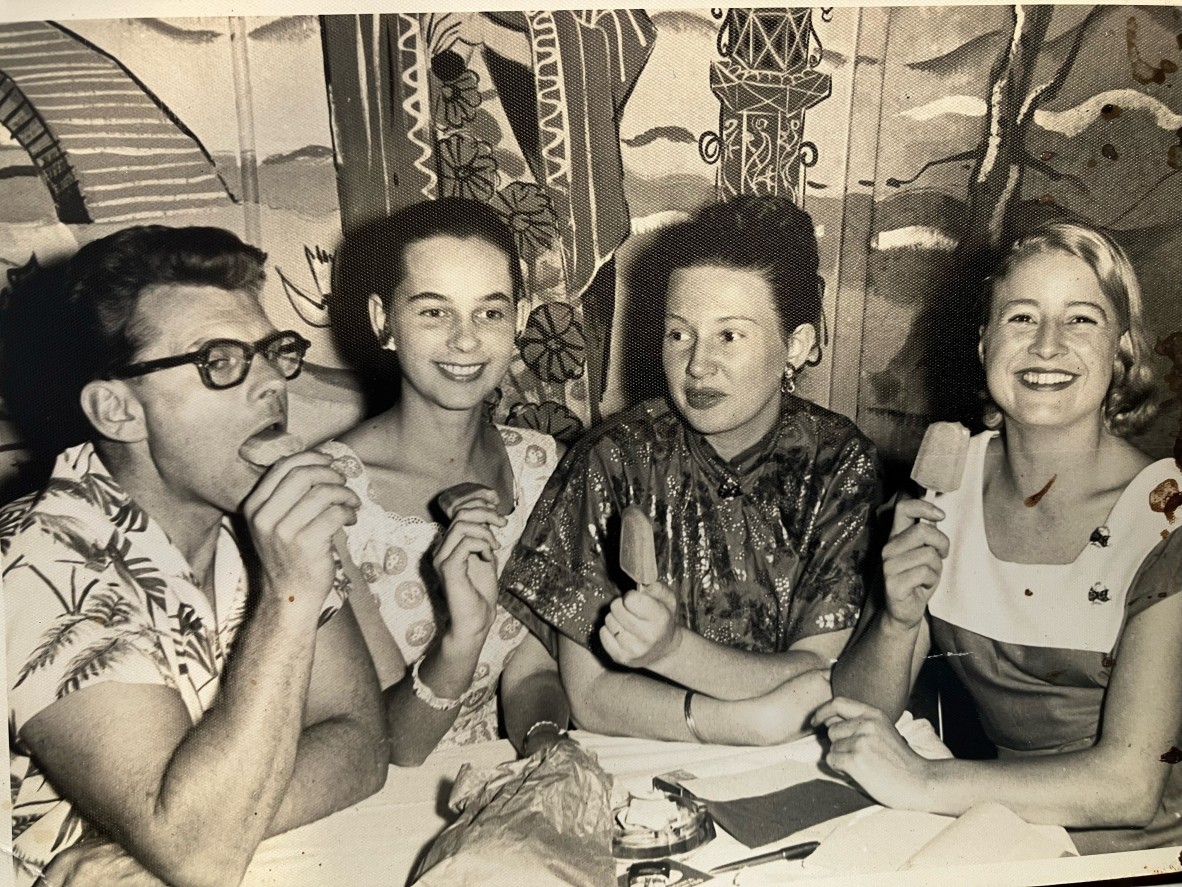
[2,443,347,883]
[502,395,882,654]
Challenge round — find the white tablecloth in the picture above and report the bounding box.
[241,717,943,886]
[240,718,1123,887]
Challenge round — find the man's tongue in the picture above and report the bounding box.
[239,428,305,467]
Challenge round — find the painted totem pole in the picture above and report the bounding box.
[700,8,830,199]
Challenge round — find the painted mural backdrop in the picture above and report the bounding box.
[1,7,1179,498]
[843,5,1182,467]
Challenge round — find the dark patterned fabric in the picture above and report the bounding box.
[501,395,881,653]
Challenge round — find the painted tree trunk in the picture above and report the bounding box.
[962,4,1053,263]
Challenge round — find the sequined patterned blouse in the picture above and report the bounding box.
[501,395,881,654]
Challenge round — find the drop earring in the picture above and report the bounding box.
[781,364,796,395]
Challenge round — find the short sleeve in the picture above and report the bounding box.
[788,430,883,644]
[500,437,625,650]
[6,521,171,735]
[1125,529,1182,622]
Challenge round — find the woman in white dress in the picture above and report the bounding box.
[323,198,569,764]
[828,220,1182,853]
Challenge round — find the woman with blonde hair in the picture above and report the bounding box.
[828,219,1182,854]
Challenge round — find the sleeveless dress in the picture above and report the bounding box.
[928,430,1182,853]
[320,425,558,748]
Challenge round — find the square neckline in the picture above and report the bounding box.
[975,430,1164,569]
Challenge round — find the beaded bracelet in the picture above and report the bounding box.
[684,689,706,743]
[411,656,463,711]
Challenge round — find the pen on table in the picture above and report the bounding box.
[709,840,820,874]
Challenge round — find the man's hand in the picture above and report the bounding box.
[433,492,506,642]
[881,496,950,631]
[243,451,360,612]
[37,838,166,887]
[814,696,931,809]
[600,582,682,669]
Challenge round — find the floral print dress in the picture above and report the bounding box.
[502,395,881,655]
[320,425,558,748]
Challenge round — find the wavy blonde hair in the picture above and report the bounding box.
[981,220,1159,437]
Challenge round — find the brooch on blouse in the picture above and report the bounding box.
[1088,582,1110,604]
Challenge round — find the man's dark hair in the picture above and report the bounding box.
[1,225,266,456]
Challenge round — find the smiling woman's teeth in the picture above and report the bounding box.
[1022,371,1074,385]
[439,362,482,379]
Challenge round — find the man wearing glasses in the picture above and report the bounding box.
[2,226,387,886]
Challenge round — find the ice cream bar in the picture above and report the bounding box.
[437,481,512,518]
[239,428,305,467]
[910,421,970,495]
[619,505,659,586]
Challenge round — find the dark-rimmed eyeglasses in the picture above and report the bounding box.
[113,330,311,390]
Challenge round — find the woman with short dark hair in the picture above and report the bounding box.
[502,195,881,744]
[325,197,569,763]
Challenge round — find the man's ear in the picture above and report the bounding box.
[785,322,818,370]
[80,380,146,443]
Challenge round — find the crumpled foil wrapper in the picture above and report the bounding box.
[413,740,616,886]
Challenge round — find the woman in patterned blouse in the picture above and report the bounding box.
[503,195,882,744]
[325,198,569,762]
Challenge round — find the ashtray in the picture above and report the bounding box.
[612,790,715,860]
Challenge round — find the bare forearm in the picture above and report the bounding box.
[503,670,570,754]
[145,598,323,885]
[384,632,483,766]
[567,658,827,746]
[650,630,831,700]
[266,713,387,836]
[832,614,923,721]
[918,751,1166,829]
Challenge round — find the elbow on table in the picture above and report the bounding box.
[567,693,612,735]
[358,743,390,797]
[1082,762,1164,829]
[388,735,432,768]
[1102,786,1160,830]
[141,847,254,887]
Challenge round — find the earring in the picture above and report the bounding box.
[382,334,397,353]
[781,364,796,395]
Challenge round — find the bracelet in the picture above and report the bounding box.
[524,719,568,746]
[684,690,706,743]
[410,656,463,711]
